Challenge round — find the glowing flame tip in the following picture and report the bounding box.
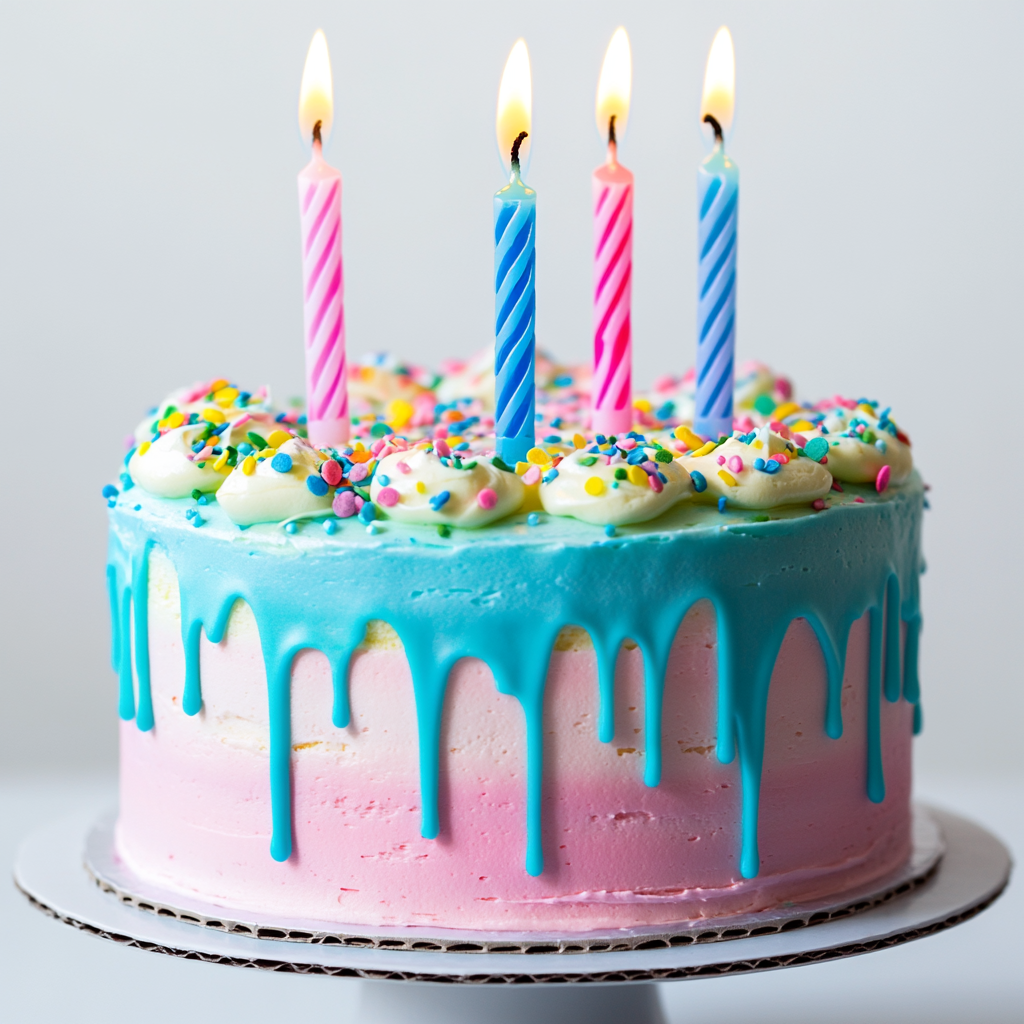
[299,29,334,147]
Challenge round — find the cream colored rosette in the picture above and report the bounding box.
[540,444,692,526]
[217,437,333,526]
[802,404,913,486]
[128,424,229,498]
[369,447,524,528]
[681,432,832,509]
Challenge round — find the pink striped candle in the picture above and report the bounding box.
[591,139,634,437]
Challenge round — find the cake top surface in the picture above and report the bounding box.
[107,352,916,537]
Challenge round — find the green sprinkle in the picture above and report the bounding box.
[370,422,391,438]
[579,456,598,467]
[246,431,268,450]
[754,394,776,416]
[191,488,202,500]
[749,513,771,523]
[654,449,673,464]
[437,524,451,538]
[491,456,513,472]
[614,467,627,480]
[463,460,478,470]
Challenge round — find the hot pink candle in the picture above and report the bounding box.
[591,28,634,437]
[298,30,349,448]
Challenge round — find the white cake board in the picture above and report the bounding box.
[13,805,1011,1024]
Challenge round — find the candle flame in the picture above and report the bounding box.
[701,27,735,138]
[299,29,334,146]
[496,39,532,174]
[595,27,631,143]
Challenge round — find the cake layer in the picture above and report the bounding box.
[108,477,923,931]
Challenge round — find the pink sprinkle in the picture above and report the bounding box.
[396,460,411,474]
[376,486,399,507]
[854,496,865,503]
[648,473,664,493]
[349,463,368,483]
[523,465,541,485]
[434,426,449,440]
[769,453,789,464]
[230,413,251,428]
[727,455,744,473]
[371,439,386,455]
[791,433,808,447]
[674,444,688,455]
[321,460,343,486]
[333,491,358,518]
[192,446,213,461]
[876,465,891,492]
[619,437,637,450]
[435,439,451,458]
[378,444,396,460]
[477,488,497,510]
[812,499,826,510]
[717,455,726,466]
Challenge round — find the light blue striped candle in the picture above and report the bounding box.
[695,124,738,440]
[494,135,536,466]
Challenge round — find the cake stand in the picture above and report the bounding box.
[14,805,1011,1024]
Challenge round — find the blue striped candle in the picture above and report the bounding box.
[695,119,738,441]
[494,132,536,466]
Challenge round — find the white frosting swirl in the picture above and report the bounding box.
[540,445,692,526]
[217,438,332,526]
[681,434,832,509]
[805,405,913,485]
[128,425,227,498]
[369,448,524,527]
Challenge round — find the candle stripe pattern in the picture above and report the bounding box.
[695,153,738,439]
[592,176,633,435]
[493,186,536,465]
[299,172,348,444]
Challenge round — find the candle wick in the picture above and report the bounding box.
[608,114,617,147]
[312,119,323,146]
[703,113,724,144]
[510,131,528,174]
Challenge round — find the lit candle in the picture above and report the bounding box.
[493,39,536,466]
[591,27,634,438]
[298,30,349,449]
[695,27,738,441]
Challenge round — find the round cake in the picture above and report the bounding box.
[105,358,923,932]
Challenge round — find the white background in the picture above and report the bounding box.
[0,1,1021,1019]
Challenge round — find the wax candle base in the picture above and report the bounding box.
[308,419,351,449]
[694,416,733,442]
[591,410,633,439]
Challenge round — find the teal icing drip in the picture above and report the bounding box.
[106,476,925,881]
[131,541,155,731]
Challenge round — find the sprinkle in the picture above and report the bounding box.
[753,457,766,471]
[854,496,865,503]
[527,512,540,526]
[192,514,205,528]
[434,438,451,458]
[137,441,151,457]
[366,522,381,534]
[477,487,497,509]
[358,502,377,524]
[437,523,451,538]
[396,460,411,475]
[763,459,780,475]
[717,496,727,512]
[190,488,202,500]
[377,486,399,507]
[831,479,844,492]
[749,513,770,523]
[754,394,776,416]
[185,508,196,519]
[429,490,451,511]
[804,437,830,462]
[648,472,664,493]
[812,499,826,510]
[584,476,606,496]
[578,456,598,467]
[246,431,268,450]
[349,462,369,483]
[727,455,744,474]
[614,467,627,480]
[626,465,647,487]
[271,453,293,473]
[102,484,120,500]
[213,450,230,472]
[875,439,888,453]
[241,455,257,475]
[718,468,738,487]
[654,449,673,464]
[770,452,790,464]
[268,429,291,448]
[876,465,891,492]
[492,456,513,472]
[323,519,338,534]
[306,474,328,497]
[238,442,254,456]
[333,490,359,518]
[527,447,550,465]
[716,455,726,465]
[542,469,558,484]
[543,435,562,444]
[197,495,208,506]
[572,433,586,449]
[385,399,414,429]
[370,422,392,439]
[604,524,616,537]
[690,470,707,492]
[284,522,298,534]
[691,440,718,458]
[321,459,343,486]
[416,480,427,494]
[523,465,541,486]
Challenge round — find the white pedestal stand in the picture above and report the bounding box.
[14,806,1010,1024]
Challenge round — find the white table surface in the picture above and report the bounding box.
[1,774,1020,1023]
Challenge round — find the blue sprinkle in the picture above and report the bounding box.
[690,470,707,493]
[297,413,307,425]
[543,468,559,484]
[611,481,619,489]
[119,473,134,490]
[595,434,607,445]
[429,490,451,511]
[123,448,136,465]
[358,502,377,524]
[655,402,675,420]
[197,495,208,505]
[588,445,602,454]
[717,496,727,513]
[323,519,337,535]
[192,514,204,528]
[527,512,540,526]
[133,504,141,511]
[657,471,668,484]
[271,453,293,473]
[604,524,616,537]
[543,435,562,444]
[306,474,328,496]
[191,440,206,453]
[238,442,254,456]
[284,522,298,534]
[875,439,887,453]
[804,437,830,462]
[185,508,196,519]
[753,457,766,471]
[453,441,470,451]
[550,417,563,429]
[554,375,573,387]
[366,521,380,535]
[377,474,390,486]
[764,459,780,475]
[101,484,119,499]
[275,412,287,422]
[626,449,646,465]
[107,498,116,508]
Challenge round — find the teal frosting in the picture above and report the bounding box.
[107,477,924,880]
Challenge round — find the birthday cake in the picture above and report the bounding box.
[105,357,924,933]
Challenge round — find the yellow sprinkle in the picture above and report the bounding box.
[584,476,606,496]
[791,419,815,432]
[354,441,366,452]
[573,433,586,449]
[718,469,738,487]
[752,439,763,450]
[261,447,277,459]
[213,386,239,408]
[386,399,414,430]
[242,455,257,475]
[857,403,876,417]
[267,429,291,448]
[515,461,531,476]
[137,441,151,456]
[201,407,226,424]
[213,450,229,471]
[673,425,705,451]
[527,447,550,465]
[208,378,229,393]
[416,480,427,494]
[633,398,652,413]
[163,411,185,429]
[446,435,464,447]
[626,465,648,487]
[692,441,718,458]
[772,402,801,421]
